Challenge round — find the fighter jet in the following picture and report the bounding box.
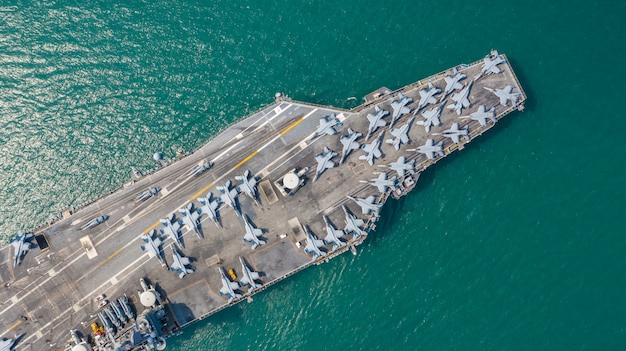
[217,180,241,217]
[188,161,213,176]
[243,216,266,250]
[415,139,444,159]
[440,67,467,102]
[139,229,166,266]
[105,306,122,328]
[386,117,414,151]
[359,133,383,166]
[218,267,242,303]
[460,105,496,126]
[365,105,389,140]
[197,192,221,228]
[160,214,183,248]
[447,81,473,116]
[313,146,337,181]
[323,216,346,250]
[339,128,362,164]
[179,203,201,239]
[169,245,194,279]
[390,92,412,127]
[362,172,398,193]
[475,52,505,79]
[135,187,160,202]
[484,85,521,107]
[10,230,35,267]
[346,195,382,216]
[239,257,262,292]
[0,334,23,351]
[416,83,441,111]
[432,123,469,143]
[387,156,416,178]
[303,226,326,260]
[236,170,260,206]
[118,294,135,320]
[416,103,444,132]
[110,300,127,324]
[310,113,343,139]
[81,215,109,230]
[342,205,367,239]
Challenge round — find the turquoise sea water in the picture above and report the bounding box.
[1,1,625,350]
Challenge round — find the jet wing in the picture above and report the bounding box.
[170,260,182,271]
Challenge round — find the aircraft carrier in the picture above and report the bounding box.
[0,51,526,351]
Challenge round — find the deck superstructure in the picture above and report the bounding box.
[0,51,525,351]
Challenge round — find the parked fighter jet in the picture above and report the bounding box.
[387,156,416,178]
[310,113,343,139]
[416,83,441,111]
[365,105,389,139]
[139,229,165,266]
[359,133,383,166]
[339,128,362,164]
[135,187,160,202]
[160,214,183,248]
[447,81,473,116]
[386,117,414,150]
[217,181,241,217]
[198,192,221,228]
[118,294,135,320]
[110,300,127,324]
[346,195,382,216]
[323,216,346,250]
[169,245,194,279]
[342,205,367,239]
[432,123,469,143]
[484,85,521,107]
[81,215,109,230]
[239,257,262,292]
[390,92,412,127]
[460,105,496,126]
[0,334,23,351]
[303,226,326,260]
[236,170,260,206]
[416,103,444,132]
[188,161,213,176]
[414,139,444,159]
[243,216,266,250]
[475,52,505,79]
[218,267,242,303]
[362,172,398,193]
[313,147,337,181]
[10,230,35,267]
[440,67,467,102]
[179,203,201,239]
[105,306,122,328]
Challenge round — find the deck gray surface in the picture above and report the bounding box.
[0,54,525,351]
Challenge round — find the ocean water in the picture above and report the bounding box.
[1,1,625,350]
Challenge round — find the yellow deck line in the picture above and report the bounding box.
[279,116,304,136]
[98,247,123,267]
[6,320,21,332]
[233,150,258,170]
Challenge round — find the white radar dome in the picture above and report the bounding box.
[140,291,156,307]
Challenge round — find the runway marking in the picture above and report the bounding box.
[6,320,21,332]
[233,151,258,170]
[279,116,304,136]
[98,247,123,267]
